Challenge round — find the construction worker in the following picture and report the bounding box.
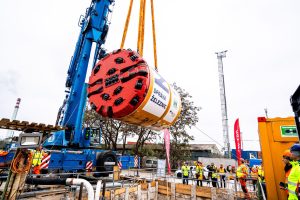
[218,164,227,188]
[287,143,300,200]
[227,165,236,189]
[32,145,45,175]
[208,163,218,188]
[250,166,258,191]
[280,149,292,197]
[181,162,189,185]
[195,161,203,187]
[237,158,250,199]
[257,164,267,199]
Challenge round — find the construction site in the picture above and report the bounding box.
[0,0,300,200]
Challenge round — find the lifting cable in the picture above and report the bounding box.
[137,0,146,57]
[150,0,158,70]
[120,0,133,49]
[120,0,158,71]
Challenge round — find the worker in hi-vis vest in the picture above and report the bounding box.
[195,161,203,187]
[237,158,250,199]
[209,163,218,188]
[32,145,46,174]
[287,143,300,200]
[280,149,292,198]
[218,164,227,188]
[181,162,189,184]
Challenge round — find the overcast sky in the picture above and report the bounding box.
[0,0,299,151]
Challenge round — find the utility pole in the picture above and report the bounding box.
[215,50,231,158]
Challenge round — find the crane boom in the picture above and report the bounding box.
[54,0,113,147]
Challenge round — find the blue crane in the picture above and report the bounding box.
[45,0,112,148]
[41,0,118,175]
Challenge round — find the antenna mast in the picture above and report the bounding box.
[215,51,231,158]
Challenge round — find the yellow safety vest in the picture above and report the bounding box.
[287,161,300,200]
[182,166,189,177]
[211,166,217,178]
[228,172,235,180]
[196,165,203,174]
[251,170,258,180]
[196,165,203,180]
[258,167,265,182]
[32,150,43,166]
[237,164,248,179]
[219,167,225,176]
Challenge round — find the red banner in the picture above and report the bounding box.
[234,118,242,165]
[164,129,171,174]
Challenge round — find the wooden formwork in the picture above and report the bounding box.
[100,180,257,200]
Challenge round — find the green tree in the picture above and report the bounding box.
[168,83,201,168]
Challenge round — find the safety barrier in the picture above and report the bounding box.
[1,167,261,199]
[118,168,259,199]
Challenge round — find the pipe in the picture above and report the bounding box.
[101,180,106,200]
[79,182,84,200]
[0,176,8,181]
[26,177,67,185]
[66,178,94,200]
[18,189,67,198]
[95,180,102,200]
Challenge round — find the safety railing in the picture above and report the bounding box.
[0,166,266,199]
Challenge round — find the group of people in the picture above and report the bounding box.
[180,159,265,200]
[180,161,238,188]
[181,143,300,200]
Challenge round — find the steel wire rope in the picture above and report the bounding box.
[194,126,239,160]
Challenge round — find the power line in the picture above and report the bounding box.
[194,126,241,160]
[194,126,224,148]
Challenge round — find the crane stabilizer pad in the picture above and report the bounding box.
[0,118,65,133]
[88,49,150,118]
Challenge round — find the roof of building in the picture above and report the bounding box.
[115,143,221,154]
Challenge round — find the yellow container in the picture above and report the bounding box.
[258,116,298,200]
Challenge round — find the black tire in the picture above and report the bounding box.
[95,151,117,177]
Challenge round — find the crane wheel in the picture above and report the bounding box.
[95,151,117,177]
